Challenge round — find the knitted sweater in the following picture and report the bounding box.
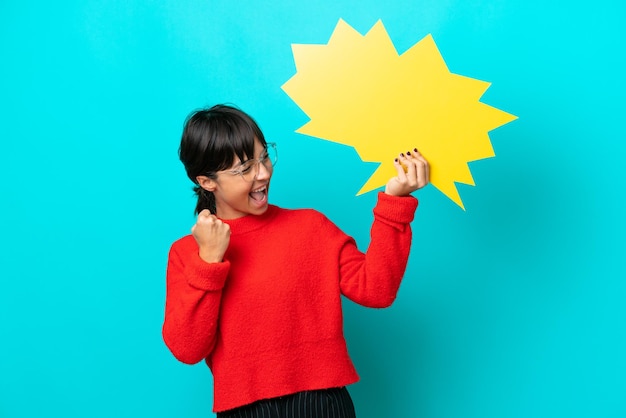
[162,192,418,412]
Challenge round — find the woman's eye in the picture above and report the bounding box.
[240,164,253,173]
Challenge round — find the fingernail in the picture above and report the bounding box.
[394,158,398,163]
[407,151,411,156]
[400,153,405,157]
[414,148,418,152]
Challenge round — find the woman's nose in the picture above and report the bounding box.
[255,160,271,180]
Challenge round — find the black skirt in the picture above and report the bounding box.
[216,387,357,418]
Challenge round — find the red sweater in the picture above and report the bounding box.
[162,192,418,412]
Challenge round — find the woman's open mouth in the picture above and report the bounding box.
[249,185,268,202]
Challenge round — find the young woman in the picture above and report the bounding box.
[162,104,429,417]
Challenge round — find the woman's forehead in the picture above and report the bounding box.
[233,138,264,164]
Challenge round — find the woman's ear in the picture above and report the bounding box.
[196,175,217,192]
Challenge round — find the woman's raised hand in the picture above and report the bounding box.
[192,209,231,263]
[384,148,430,197]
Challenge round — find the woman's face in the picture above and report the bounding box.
[209,139,273,219]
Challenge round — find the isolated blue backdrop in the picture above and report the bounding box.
[1,1,625,417]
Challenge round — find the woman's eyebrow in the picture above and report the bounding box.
[236,147,267,165]
[253,149,268,160]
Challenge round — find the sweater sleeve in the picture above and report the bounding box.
[338,192,418,308]
[162,237,230,364]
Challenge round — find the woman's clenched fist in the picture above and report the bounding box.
[192,209,231,263]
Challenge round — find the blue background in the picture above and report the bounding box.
[1,1,625,417]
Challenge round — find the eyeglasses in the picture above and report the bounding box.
[221,142,278,182]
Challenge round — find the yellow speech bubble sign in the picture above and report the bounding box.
[282,19,517,209]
